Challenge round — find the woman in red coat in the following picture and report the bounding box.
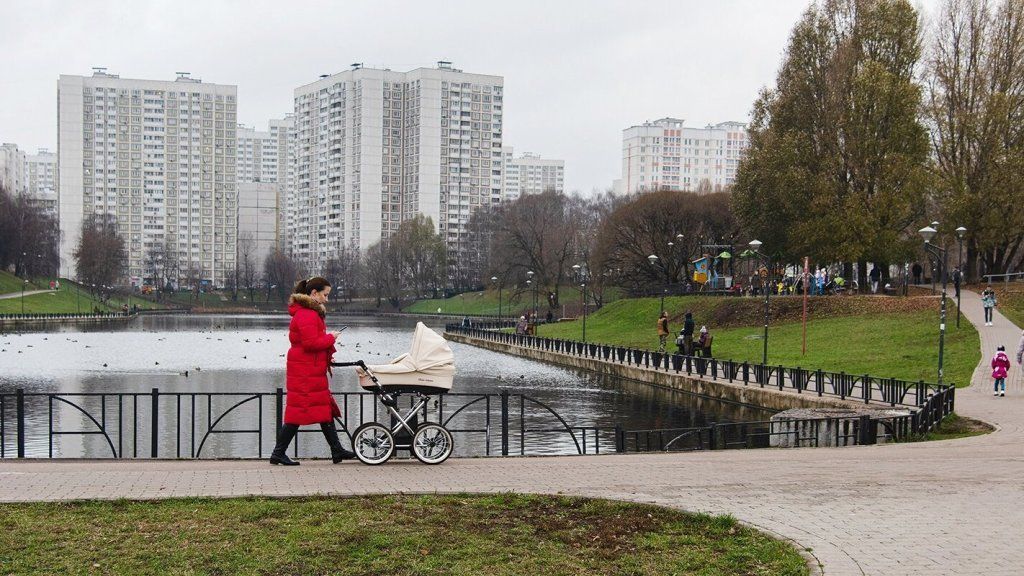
[270,276,356,465]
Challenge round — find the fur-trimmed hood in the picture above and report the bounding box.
[288,293,326,318]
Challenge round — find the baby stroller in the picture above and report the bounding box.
[331,322,455,465]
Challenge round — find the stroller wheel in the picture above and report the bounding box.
[412,422,453,465]
[352,423,395,465]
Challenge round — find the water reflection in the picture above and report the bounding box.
[0,315,773,458]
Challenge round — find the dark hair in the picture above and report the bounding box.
[293,276,331,295]
[998,345,1005,351]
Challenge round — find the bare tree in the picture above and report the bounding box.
[263,249,298,304]
[238,232,259,302]
[322,247,362,302]
[0,185,59,277]
[364,240,403,308]
[73,213,127,288]
[595,190,738,295]
[487,190,590,310]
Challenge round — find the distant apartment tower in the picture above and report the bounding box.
[291,62,503,270]
[0,143,26,195]
[500,146,564,201]
[237,117,294,267]
[26,148,58,215]
[57,70,238,287]
[621,118,748,194]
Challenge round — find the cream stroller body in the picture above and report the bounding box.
[332,322,455,465]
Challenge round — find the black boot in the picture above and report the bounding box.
[322,421,356,463]
[270,424,300,466]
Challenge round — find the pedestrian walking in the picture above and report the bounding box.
[1016,330,1024,365]
[912,262,923,285]
[982,286,997,326]
[656,311,670,353]
[952,267,962,299]
[270,276,355,466]
[992,345,1010,397]
[869,266,881,294]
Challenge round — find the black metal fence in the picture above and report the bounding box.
[445,324,957,447]
[0,311,134,321]
[0,324,956,459]
[0,388,610,460]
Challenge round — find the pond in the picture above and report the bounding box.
[0,315,774,459]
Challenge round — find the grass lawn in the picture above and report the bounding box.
[990,283,1024,330]
[0,270,42,295]
[0,279,166,314]
[905,413,993,442]
[539,295,980,387]
[404,286,625,317]
[405,289,530,316]
[0,494,809,576]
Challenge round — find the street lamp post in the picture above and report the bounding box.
[746,240,771,365]
[491,276,502,323]
[572,264,590,342]
[526,270,537,335]
[920,225,951,386]
[648,254,666,314]
[955,226,967,328]
[21,280,28,314]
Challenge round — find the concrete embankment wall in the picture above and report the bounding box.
[446,332,860,412]
[0,315,137,329]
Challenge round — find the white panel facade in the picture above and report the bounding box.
[621,118,748,194]
[500,145,564,201]
[25,149,57,215]
[291,64,503,271]
[0,143,27,195]
[58,71,238,286]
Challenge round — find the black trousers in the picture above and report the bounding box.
[272,421,345,457]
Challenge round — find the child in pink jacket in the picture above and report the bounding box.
[992,346,1010,397]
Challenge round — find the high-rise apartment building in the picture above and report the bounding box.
[500,146,564,201]
[291,62,503,270]
[237,117,293,262]
[26,148,58,215]
[58,70,238,287]
[621,118,748,194]
[0,143,26,195]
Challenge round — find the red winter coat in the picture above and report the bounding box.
[284,293,340,425]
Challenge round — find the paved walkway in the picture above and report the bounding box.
[2,291,1023,575]
[0,289,50,300]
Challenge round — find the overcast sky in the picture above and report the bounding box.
[1,0,938,194]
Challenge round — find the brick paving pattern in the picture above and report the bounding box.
[2,289,1022,575]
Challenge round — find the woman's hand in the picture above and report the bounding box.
[330,331,341,340]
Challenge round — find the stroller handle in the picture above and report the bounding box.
[330,360,397,408]
[330,360,366,368]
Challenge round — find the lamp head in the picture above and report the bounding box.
[490,276,498,282]
[572,264,580,272]
[955,226,967,238]
[647,254,658,266]
[919,226,937,243]
[667,241,674,247]
[526,270,534,280]
[748,239,763,251]
[676,233,684,242]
